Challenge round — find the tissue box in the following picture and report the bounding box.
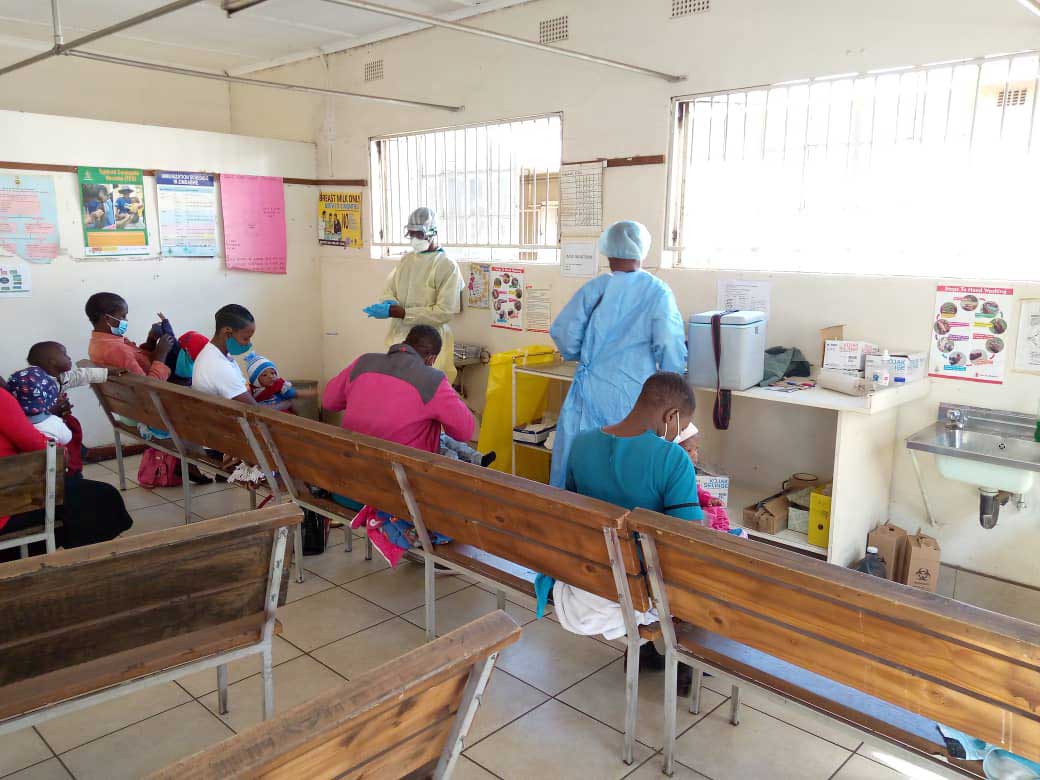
[823,340,880,371]
[864,351,927,384]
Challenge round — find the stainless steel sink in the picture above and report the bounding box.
[907,423,1040,472]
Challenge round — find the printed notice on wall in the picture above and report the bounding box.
[318,190,363,248]
[929,285,1013,385]
[717,279,771,316]
[0,174,60,263]
[156,172,218,257]
[0,261,31,298]
[466,263,490,309]
[1013,299,1040,375]
[560,161,604,232]
[525,286,551,333]
[78,167,149,257]
[561,240,597,277]
[491,266,524,331]
[220,174,287,274]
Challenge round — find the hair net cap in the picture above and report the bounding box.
[406,207,438,237]
[598,220,651,262]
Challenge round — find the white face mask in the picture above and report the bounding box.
[675,421,699,444]
[410,237,431,253]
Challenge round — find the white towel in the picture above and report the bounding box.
[552,582,657,641]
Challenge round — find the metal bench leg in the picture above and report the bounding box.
[433,652,498,779]
[663,646,678,776]
[689,667,703,714]
[496,590,507,611]
[345,524,353,552]
[294,524,305,583]
[261,644,275,720]
[622,636,639,766]
[18,544,28,559]
[365,533,372,561]
[424,554,436,642]
[112,428,127,490]
[249,486,257,510]
[730,684,741,726]
[217,664,229,715]
[181,457,192,523]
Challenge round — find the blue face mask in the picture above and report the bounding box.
[227,335,251,356]
[175,350,195,378]
[107,315,129,337]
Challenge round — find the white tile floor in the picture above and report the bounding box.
[0,458,1006,779]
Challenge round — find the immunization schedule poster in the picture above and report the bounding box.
[929,285,1013,385]
[78,167,149,256]
[0,174,60,263]
[317,190,363,248]
[156,172,218,257]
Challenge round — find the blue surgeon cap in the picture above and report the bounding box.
[598,220,651,261]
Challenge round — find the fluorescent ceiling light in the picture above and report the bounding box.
[1015,0,1040,16]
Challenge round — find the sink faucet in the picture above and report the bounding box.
[946,408,965,447]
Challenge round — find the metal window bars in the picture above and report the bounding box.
[371,114,563,261]
[665,51,1040,277]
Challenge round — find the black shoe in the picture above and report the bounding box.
[639,642,667,671]
[185,464,213,485]
[480,451,497,468]
[677,663,693,698]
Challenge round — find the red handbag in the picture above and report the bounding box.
[136,447,183,488]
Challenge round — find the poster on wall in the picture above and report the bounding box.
[317,191,363,248]
[466,263,490,309]
[156,172,218,257]
[0,174,60,263]
[490,265,524,331]
[1013,299,1040,375]
[220,174,287,274]
[0,261,31,298]
[560,240,597,278]
[78,167,148,256]
[525,286,551,333]
[929,285,1013,385]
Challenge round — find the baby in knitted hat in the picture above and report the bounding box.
[244,352,296,412]
[7,366,73,445]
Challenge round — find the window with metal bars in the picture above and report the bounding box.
[370,115,562,262]
[666,51,1040,278]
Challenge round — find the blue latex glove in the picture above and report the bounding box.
[363,299,396,319]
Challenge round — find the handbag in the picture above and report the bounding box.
[136,447,182,488]
[302,510,331,556]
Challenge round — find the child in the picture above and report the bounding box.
[6,366,73,446]
[245,353,297,411]
[85,292,173,380]
[27,341,108,476]
[677,425,747,537]
[172,330,209,384]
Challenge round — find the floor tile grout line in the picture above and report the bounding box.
[543,650,627,701]
[459,754,506,779]
[617,746,663,779]
[740,701,865,753]
[462,697,556,754]
[292,612,402,656]
[826,751,857,780]
[671,696,730,743]
[674,757,718,780]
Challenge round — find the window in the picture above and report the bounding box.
[370,115,562,262]
[666,52,1040,278]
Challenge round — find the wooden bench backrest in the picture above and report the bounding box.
[0,503,302,722]
[398,457,648,610]
[90,371,168,432]
[247,406,424,519]
[630,508,1040,762]
[149,611,522,780]
[0,447,64,517]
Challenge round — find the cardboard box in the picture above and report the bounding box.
[808,485,832,548]
[823,340,880,371]
[742,493,788,535]
[901,533,942,592]
[819,324,845,367]
[867,523,908,582]
[864,351,927,385]
[697,474,730,508]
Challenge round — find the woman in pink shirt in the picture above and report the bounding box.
[85,292,173,380]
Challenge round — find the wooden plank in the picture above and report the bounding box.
[92,377,168,430]
[655,541,1040,715]
[630,509,1040,665]
[663,584,1040,760]
[148,611,522,780]
[283,177,368,187]
[0,615,266,723]
[0,449,65,516]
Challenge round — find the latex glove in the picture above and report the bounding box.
[363,300,396,319]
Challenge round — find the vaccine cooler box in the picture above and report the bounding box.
[688,310,768,390]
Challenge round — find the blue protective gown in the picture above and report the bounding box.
[548,270,687,488]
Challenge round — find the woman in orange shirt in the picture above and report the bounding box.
[85,292,173,379]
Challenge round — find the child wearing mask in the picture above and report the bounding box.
[85,292,173,380]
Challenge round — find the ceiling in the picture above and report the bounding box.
[0,0,530,76]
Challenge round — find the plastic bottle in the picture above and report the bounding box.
[875,350,892,387]
[854,546,887,579]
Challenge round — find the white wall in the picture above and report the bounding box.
[0,110,321,446]
[230,0,1040,585]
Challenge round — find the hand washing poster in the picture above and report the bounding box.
[78,167,149,256]
[156,172,218,257]
[929,285,1013,385]
[317,190,363,248]
[0,174,60,263]
[490,266,524,330]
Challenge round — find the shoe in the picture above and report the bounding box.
[677,663,693,698]
[629,642,665,672]
[185,464,213,485]
[480,451,497,467]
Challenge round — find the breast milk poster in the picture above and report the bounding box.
[0,174,60,263]
[78,167,148,256]
[491,266,524,331]
[317,190,363,248]
[929,285,1013,384]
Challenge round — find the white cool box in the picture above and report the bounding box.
[688,311,768,391]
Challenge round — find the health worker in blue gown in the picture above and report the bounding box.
[548,220,687,488]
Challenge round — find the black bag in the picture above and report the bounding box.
[301,510,331,556]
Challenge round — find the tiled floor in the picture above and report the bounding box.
[0,459,981,779]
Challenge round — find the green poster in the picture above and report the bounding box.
[78,166,149,256]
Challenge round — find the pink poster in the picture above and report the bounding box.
[220,174,287,274]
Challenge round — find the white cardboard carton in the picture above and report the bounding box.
[696,474,730,508]
[823,340,880,371]
[864,351,927,384]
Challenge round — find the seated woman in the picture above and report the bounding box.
[546,371,703,692]
[0,378,132,556]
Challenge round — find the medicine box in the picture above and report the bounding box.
[696,474,730,508]
[864,351,927,384]
[823,340,880,371]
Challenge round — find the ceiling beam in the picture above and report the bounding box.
[319,0,686,83]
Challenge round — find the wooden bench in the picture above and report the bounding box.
[631,508,1040,777]
[0,439,63,556]
[148,610,522,780]
[0,503,302,736]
